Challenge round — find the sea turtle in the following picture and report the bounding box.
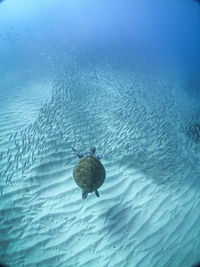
[71,147,106,199]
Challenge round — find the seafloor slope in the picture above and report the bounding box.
[0,57,200,267]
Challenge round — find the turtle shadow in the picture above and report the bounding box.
[103,201,133,238]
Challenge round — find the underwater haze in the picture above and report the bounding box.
[0,0,200,266]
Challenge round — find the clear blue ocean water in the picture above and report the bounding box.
[0,0,200,266]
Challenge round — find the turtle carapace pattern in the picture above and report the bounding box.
[72,147,106,199]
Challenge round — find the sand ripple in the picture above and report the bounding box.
[0,60,200,267]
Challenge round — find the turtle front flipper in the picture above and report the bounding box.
[71,147,84,159]
[82,191,88,199]
[95,190,100,197]
[89,147,96,155]
[96,154,106,160]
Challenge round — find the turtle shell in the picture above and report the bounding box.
[73,155,106,193]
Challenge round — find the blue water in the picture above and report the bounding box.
[0,0,200,266]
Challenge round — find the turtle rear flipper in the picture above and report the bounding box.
[95,190,99,197]
[82,191,88,199]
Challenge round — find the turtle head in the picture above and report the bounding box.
[89,147,96,155]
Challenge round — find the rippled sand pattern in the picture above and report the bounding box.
[0,59,200,267]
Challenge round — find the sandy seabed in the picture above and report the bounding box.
[0,59,200,267]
